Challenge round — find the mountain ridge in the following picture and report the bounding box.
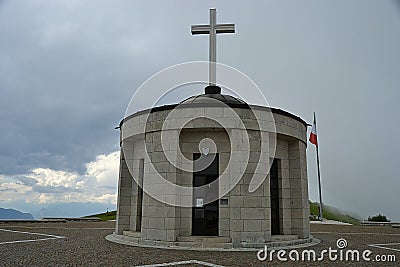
[0,207,34,220]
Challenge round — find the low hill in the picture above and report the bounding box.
[0,208,34,220]
[83,210,116,221]
[83,202,360,225]
[310,201,360,225]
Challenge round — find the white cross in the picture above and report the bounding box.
[191,8,235,86]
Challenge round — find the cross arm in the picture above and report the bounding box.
[191,25,211,35]
[215,23,235,34]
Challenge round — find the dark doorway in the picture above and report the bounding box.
[135,159,144,232]
[192,153,219,236]
[270,158,281,235]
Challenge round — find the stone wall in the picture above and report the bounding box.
[116,105,310,246]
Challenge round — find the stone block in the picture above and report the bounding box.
[289,168,301,179]
[118,205,131,216]
[241,231,265,243]
[119,186,132,197]
[151,151,166,163]
[166,230,177,241]
[219,219,230,231]
[289,178,302,189]
[261,219,270,231]
[243,220,262,232]
[116,222,129,234]
[165,217,175,230]
[291,218,306,229]
[231,219,243,231]
[280,188,291,199]
[230,196,243,207]
[219,230,230,237]
[274,148,287,159]
[277,139,288,150]
[219,207,229,218]
[230,208,240,219]
[291,209,305,219]
[281,208,292,220]
[117,215,130,226]
[141,216,149,228]
[289,159,301,169]
[120,168,133,180]
[118,196,131,208]
[180,217,191,228]
[288,150,300,160]
[229,185,241,196]
[241,208,265,220]
[180,207,192,218]
[230,232,242,247]
[204,107,224,118]
[290,188,304,198]
[242,197,262,208]
[147,229,167,241]
[179,227,190,237]
[290,198,304,209]
[280,178,291,190]
[248,184,265,197]
[281,168,289,180]
[148,217,165,229]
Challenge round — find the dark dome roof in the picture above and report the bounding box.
[180,85,247,106]
[119,84,308,128]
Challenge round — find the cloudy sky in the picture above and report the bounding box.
[0,0,399,220]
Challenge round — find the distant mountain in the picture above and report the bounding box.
[0,207,34,220]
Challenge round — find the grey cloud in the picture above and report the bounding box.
[15,176,38,186]
[0,188,17,192]
[32,185,80,194]
[97,186,117,190]
[0,0,399,221]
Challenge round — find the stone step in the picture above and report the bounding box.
[271,235,298,241]
[174,241,233,249]
[123,231,142,238]
[241,236,313,249]
[176,236,231,243]
[120,235,141,243]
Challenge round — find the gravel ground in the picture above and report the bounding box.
[0,229,43,243]
[0,221,399,266]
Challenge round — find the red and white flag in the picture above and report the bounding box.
[309,113,318,146]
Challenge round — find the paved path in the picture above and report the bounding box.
[0,221,399,266]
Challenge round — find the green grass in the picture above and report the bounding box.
[83,210,116,221]
[310,201,359,225]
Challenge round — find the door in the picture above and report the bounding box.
[270,158,281,235]
[135,159,144,232]
[192,153,219,236]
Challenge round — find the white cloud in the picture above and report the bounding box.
[85,151,119,188]
[0,151,120,205]
[92,193,118,204]
[28,168,79,188]
[38,193,54,204]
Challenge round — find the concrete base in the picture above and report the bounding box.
[106,233,320,251]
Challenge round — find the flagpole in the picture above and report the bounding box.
[314,112,323,221]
